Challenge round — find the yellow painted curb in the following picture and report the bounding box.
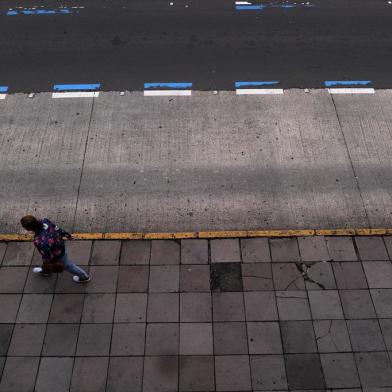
[0,228,391,242]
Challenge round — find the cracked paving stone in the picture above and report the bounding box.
[305,262,336,290]
[313,320,352,353]
[272,263,305,290]
[242,263,273,291]
[210,263,243,292]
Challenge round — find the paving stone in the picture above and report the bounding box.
[244,291,278,321]
[326,237,357,261]
[347,319,385,351]
[7,324,45,356]
[114,293,147,322]
[143,356,178,392]
[71,357,108,392]
[24,267,57,293]
[379,319,392,350]
[242,263,273,291]
[150,240,180,265]
[90,240,121,265]
[355,237,389,261]
[0,325,13,355]
[0,357,4,378]
[250,355,287,390]
[213,322,248,354]
[213,292,245,321]
[55,270,89,293]
[86,266,118,293]
[320,353,360,388]
[107,357,143,392]
[66,240,92,266]
[180,292,212,322]
[308,290,344,319]
[180,323,213,355]
[248,321,282,354]
[0,357,39,392]
[306,262,336,289]
[370,289,392,317]
[180,265,210,292]
[179,355,215,392]
[2,242,34,266]
[149,265,179,293]
[0,243,6,265]
[17,294,52,323]
[215,355,252,391]
[384,236,392,260]
[285,354,325,389]
[355,352,392,387]
[32,248,42,265]
[280,321,317,353]
[211,239,241,263]
[49,293,84,323]
[120,240,151,265]
[117,266,149,292]
[181,239,208,264]
[0,294,21,323]
[241,238,271,263]
[35,357,73,392]
[111,323,145,355]
[0,267,28,293]
[145,323,179,355]
[42,324,79,356]
[81,293,115,323]
[270,238,300,262]
[333,262,368,289]
[363,262,392,288]
[313,320,352,352]
[298,236,330,262]
[210,263,243,292]
[76,324,112,356]
[147,293,179,322]
[272,263,305,290]
[276,291,311,320]
[340,290,377,318]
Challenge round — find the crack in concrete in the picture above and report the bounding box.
[296,262,326,289]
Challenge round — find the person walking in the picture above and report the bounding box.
[21,215,91,283]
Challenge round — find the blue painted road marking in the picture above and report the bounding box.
[324,81,372,87]
[0,86,8,93]
[53,84,101,91]
[144,82,193,89]
[7,8,73,15]
[236,5,266,9]
[235,81,279,87]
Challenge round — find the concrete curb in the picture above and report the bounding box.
[0,228,391,241]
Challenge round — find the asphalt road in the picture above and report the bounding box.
[0,0,391,92]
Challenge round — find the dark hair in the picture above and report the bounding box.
[20,215,42,232]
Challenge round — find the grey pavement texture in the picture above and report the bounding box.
[1,90,392,233]
[0,235,392,391]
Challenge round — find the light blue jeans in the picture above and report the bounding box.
[60,253,88,279]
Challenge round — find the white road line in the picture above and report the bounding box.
[0,94,6,100]
[236,88,284,95]
[52,92,99,98]
[144,90,192,96]
[327,88,375,94]
[235,1,252,4]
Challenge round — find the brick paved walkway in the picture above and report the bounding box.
[1,236,392,391]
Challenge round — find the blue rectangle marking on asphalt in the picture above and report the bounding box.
[235,81,279,87]
[235,5,266,10]
[324,81,372,87]
[7,8,73,15]
[0,86,8,93]
[144,82,193,89]
[53,84,101,91]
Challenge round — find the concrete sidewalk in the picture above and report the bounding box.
[1,235,392,391]
[1,90,392,233]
